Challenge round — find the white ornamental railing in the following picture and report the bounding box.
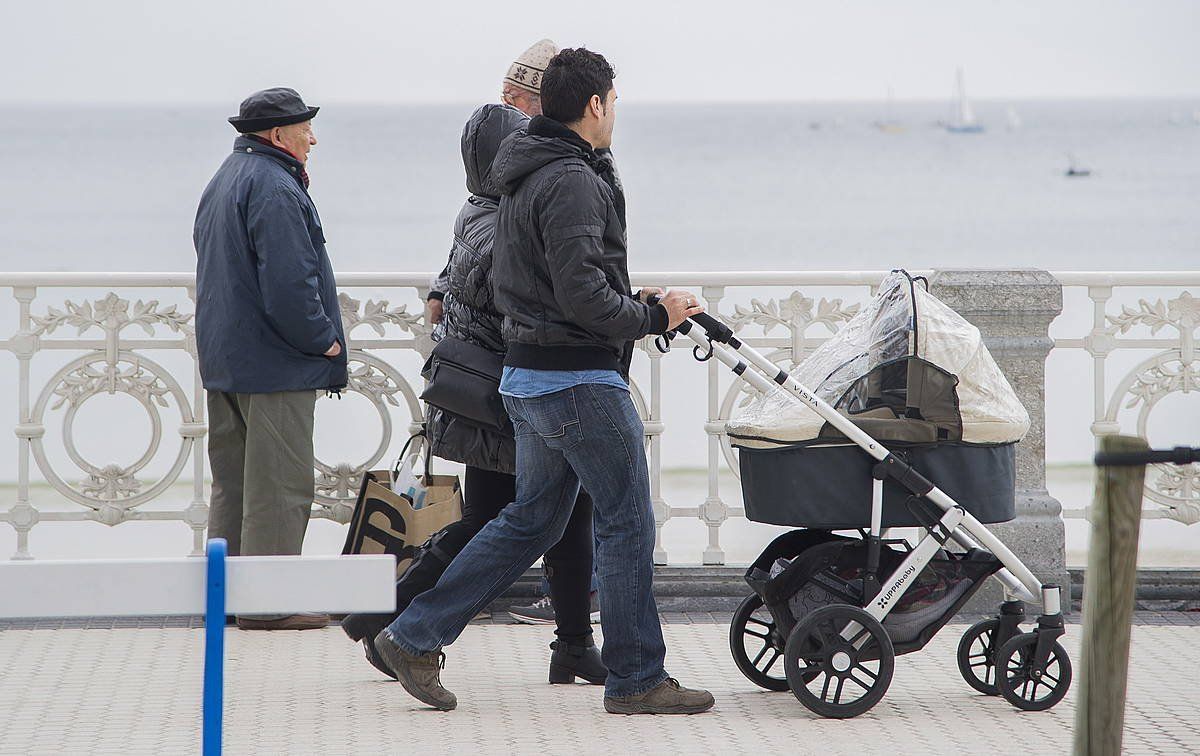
[0,271,1196,563]
[1053,273,1200,525]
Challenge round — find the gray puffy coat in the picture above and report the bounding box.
[426,104,529,473]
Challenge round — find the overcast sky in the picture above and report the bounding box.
[4,0,1198,104]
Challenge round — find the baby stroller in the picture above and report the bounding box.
[656,271,1071,719]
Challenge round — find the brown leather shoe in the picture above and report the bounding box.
[235,613,330,631]
[373,630,457,711]
[604,678,714,715]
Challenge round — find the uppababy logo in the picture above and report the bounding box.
[876,564,918,610]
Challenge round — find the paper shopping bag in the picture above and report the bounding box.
[342,432,462,576]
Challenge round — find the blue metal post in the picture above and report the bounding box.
[203,538,227,756]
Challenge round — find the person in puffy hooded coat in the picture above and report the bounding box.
[426,103,521,472]
[342,103,604,686]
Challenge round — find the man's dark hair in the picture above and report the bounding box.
[541,48,616,124]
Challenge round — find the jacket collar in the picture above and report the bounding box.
[527,116,597,160]
[233,135,308,188]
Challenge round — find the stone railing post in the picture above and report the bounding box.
[930,270,1069,611]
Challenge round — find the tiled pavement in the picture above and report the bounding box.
[5,609,1200,631]
[1,615,1198,755]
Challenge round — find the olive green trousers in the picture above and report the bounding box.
[206,390,317,557]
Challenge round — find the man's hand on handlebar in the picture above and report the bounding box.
[637,286,665,304]
[658,289,705,330]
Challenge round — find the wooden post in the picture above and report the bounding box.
[1072,435,1148,756]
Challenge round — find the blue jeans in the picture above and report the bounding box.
[385,383,669,697]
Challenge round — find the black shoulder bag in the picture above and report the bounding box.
[420,336,511,431]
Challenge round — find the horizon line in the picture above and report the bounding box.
[1,94,1199,108]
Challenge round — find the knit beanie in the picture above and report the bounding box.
[504,39,559,94]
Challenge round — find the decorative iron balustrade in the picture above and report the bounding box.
[1053,273,1200,526]
[0,271,1195,562]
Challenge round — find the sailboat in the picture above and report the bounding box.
[945,67,985,133]
[1065,153,1091,178]
[873,85,905,133]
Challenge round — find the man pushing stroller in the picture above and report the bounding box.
[372,47,714,715]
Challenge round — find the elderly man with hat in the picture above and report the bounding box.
[193,87,347,631]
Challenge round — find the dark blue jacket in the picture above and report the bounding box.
[194,136,347,393]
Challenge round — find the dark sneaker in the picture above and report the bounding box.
[507,595,555,624]
[372,630,457,711]
[508,592,601,625]
[604,678,714,715]
[362,638,398,680]
[235,613,329,631]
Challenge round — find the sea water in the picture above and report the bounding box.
[0,100,1196,563]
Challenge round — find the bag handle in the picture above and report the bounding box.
[393,429,434,482]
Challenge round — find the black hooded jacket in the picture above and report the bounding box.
[429,104,529,352]
[491,116,669,377]
[424,104,531,473]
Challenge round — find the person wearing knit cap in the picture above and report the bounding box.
[429,38,560,326]
[501,38,558,116]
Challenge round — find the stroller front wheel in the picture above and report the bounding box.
[784,604,895,718]
[729,594,790,691]
[995,632,1072,711]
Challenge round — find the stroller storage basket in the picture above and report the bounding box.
[746,531,1001,654]
[738,441,1017,529]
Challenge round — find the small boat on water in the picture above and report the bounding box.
[1065,153,1091,177]
[945,67,984,133]
[873,86,905,133]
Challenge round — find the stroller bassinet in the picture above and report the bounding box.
[727,271,1030,528]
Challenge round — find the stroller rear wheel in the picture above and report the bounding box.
[957,618,1001,695]
[995,632,1072,711]
[784,604,895,718]
[729,594,790,691]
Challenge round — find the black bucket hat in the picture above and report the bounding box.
[228,87,319,133]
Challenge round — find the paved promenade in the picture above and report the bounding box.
[1,614,1198,755]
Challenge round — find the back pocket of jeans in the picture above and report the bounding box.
[520,390,583,448]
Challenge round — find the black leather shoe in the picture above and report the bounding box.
[235,613,329,631]
[341,612,391,642]
[548,638,607,685]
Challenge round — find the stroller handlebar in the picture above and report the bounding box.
[1094,446,1199,467]
[646,293,736,344]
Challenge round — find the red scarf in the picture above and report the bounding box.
[246,134,310,189]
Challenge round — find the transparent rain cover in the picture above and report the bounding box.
[727,271,1030,446]
[728,273,915,441]
[800,272,915,405]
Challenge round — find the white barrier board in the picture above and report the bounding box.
[0,554,396,618]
